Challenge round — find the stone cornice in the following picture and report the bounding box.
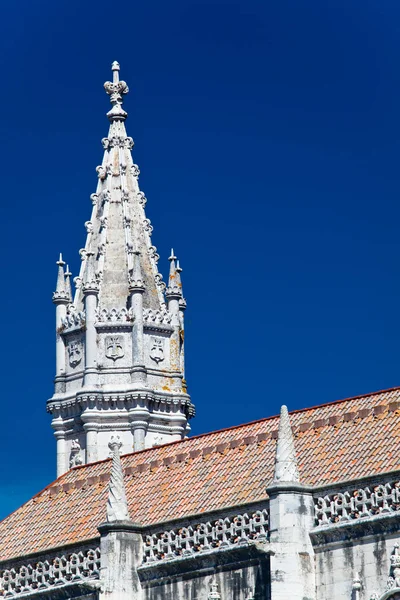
[310,510,400,547]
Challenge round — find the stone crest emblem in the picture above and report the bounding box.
[105,335,124,361]
[150,337,164,364]
[68,340,82,368]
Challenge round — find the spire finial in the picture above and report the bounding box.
[273,405,300,483]
[166,249,182,298]
[106,436,130,523]
[65,264,73,302]
[52,253,69,303]
[104,61,129,122]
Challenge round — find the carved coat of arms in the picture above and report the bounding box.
[68,341,82,368]
[150,337,164,364]
[105,335,124,361]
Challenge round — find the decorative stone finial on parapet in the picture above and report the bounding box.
[52,254,69,304]
[106,436,130,523]
[64,265,73,303]
[176,260,187,311]
[104,61,129,122]
[273,405,300,483]
[208,581,221,600]
[166,249,182,299]
[352,573,362,600]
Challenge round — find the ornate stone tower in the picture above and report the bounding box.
[48,62,194,476]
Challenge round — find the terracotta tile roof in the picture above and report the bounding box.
[1,386,400,562]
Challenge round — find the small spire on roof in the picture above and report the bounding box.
[166,248,182,298]
[106,436,130,523]
[65,265,73,302]
[52,253,69,303]
[104,61,129,122]
[273,405,300,483]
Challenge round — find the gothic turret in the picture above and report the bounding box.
[48,62,194,476]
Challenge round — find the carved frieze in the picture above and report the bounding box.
[143,509,269,563]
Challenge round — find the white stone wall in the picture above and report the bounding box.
[315,531,399,599]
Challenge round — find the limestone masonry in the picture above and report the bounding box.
[0,62,399,600]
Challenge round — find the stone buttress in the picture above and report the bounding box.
[49,62,194,476]
[267,405,316,600]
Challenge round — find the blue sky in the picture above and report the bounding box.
[0,0,400,517]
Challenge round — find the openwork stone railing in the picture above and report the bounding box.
[315,481,400,526]
[0,548,100,597]
[143,510,269,563]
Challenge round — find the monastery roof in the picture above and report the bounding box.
[1,386,400,562]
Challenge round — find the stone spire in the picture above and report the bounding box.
[52,254,69,303]
[64,265,73,303]
[48,62,194,476]
[106,436,130,522]
[273,405,300,483]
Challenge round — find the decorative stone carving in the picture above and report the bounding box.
[68,341,82,368]
[104,77,129,105]
[98,307,129,323]
[315,480,400,526]
[386,543,400,591]
[137,191,147,206]
[143,308,173,325]
[150,338,164,364]
[90,193,98,206]
[273,405,299,483]
[105,335,124,361]
[84,221,93,233]
[208,582,221,600]
[143,509,269,563]
[155,273,166,292]
[69,439,83,468]
[107,436,130,522]
[131,164,140,178]
[0,548,101,596]
[369,542,400,599]
[79,248,87,261]
[102,189,111,203]
[352,573,362,600]
[143,218,153,234]
[149,245,160,263]
[61,309,85,331]
[96,165,106,180]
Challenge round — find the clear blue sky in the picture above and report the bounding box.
[0,0,399,517]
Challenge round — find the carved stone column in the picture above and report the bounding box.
[54,427,67,478]
[84,423,99,463]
